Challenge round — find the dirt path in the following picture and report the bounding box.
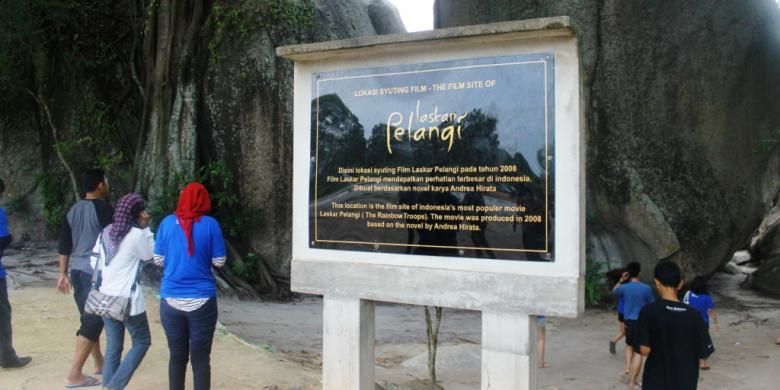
[2,285,321,389]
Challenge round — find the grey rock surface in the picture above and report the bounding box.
[366,0,407,34]
[752,256,780,295]
[435,0,780,277]
[749,203,780,261]
[202,0,403,283]
[0,124,49,241]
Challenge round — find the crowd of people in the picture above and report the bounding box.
[610,262,717,389]
[1,170,226,389]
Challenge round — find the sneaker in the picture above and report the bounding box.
[610,340,617,354]
[1,356,31,368]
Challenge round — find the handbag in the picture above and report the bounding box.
[84,288,131,321]
[84,234,139,322]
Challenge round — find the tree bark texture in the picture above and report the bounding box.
[134,0,209,202]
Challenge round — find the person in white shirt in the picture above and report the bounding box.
[91,193,154,390]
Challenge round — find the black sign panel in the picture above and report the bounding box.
[309,54,555,261]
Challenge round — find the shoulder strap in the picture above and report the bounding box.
[90,233,104,287]
[130,263,141,293]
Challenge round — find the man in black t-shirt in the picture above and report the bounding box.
[57,169,113,388]
[637,262,714,390]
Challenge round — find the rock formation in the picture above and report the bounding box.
[0,0,406,293]
[435,0,780,278]
[199,0,405,287]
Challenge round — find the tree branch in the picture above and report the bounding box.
[24,88,80,201]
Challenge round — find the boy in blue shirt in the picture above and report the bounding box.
[0,178,31,368]
[683,276,719,370]
[613,262,654,388]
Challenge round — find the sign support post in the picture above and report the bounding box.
[481,312,538,390]
[322,296,375,389]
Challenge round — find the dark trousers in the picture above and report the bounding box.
[71,269,104,342]
[160,298,218,390]
[0,277,18,364]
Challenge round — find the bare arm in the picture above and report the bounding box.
[57,254,71,294]
[613,272,629,293]
[709,309,719,331]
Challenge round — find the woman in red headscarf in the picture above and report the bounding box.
[152,183,226,390]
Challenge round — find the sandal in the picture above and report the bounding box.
[64,376,101,388]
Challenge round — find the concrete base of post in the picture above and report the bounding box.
[322,296,376,389]
[481,311,538,390]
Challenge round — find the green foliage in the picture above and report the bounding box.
[208,0,314,67]
[40,173,68,233]
[585,256,607,307]
[48,96,127,185]
[148,170,194,229]
[258,0,314,31]
[3,195,29,216]
[0,0,68,113]
[149,161,263,239]
[231,251,259,279]
[754,128,780,156]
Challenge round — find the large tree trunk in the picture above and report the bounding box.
[134,0,209,201]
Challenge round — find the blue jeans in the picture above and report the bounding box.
[102,313,151,390]
[160,298,218,390]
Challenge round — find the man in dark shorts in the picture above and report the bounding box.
[57,169,113,388]
[613,262,654,388]
[638,262,714,389]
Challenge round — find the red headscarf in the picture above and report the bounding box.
[175,182,212,256]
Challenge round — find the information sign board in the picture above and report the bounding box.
[310,54,556,261]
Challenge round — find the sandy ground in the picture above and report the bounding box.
[3,245,780,389]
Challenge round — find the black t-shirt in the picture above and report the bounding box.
[637,299,714,390]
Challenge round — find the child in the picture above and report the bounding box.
[607,268,627,357]
[613,262,654,387]
[637,262,714,390]
[683,276,719,370]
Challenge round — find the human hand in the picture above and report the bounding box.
[56,273,71,294]
[139,210,151,228]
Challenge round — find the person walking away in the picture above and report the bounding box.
[153,182,226,390]
[683,276,719,370]
[58,168,113,388]
[637,262,714,390]
[612,262,654,388]
[93,193,154,389]
[607,268,627,357]
[537,315,550,368]
[0,178,31,369]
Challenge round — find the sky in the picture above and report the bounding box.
[389,0,780,30]
[388,0,434,32]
